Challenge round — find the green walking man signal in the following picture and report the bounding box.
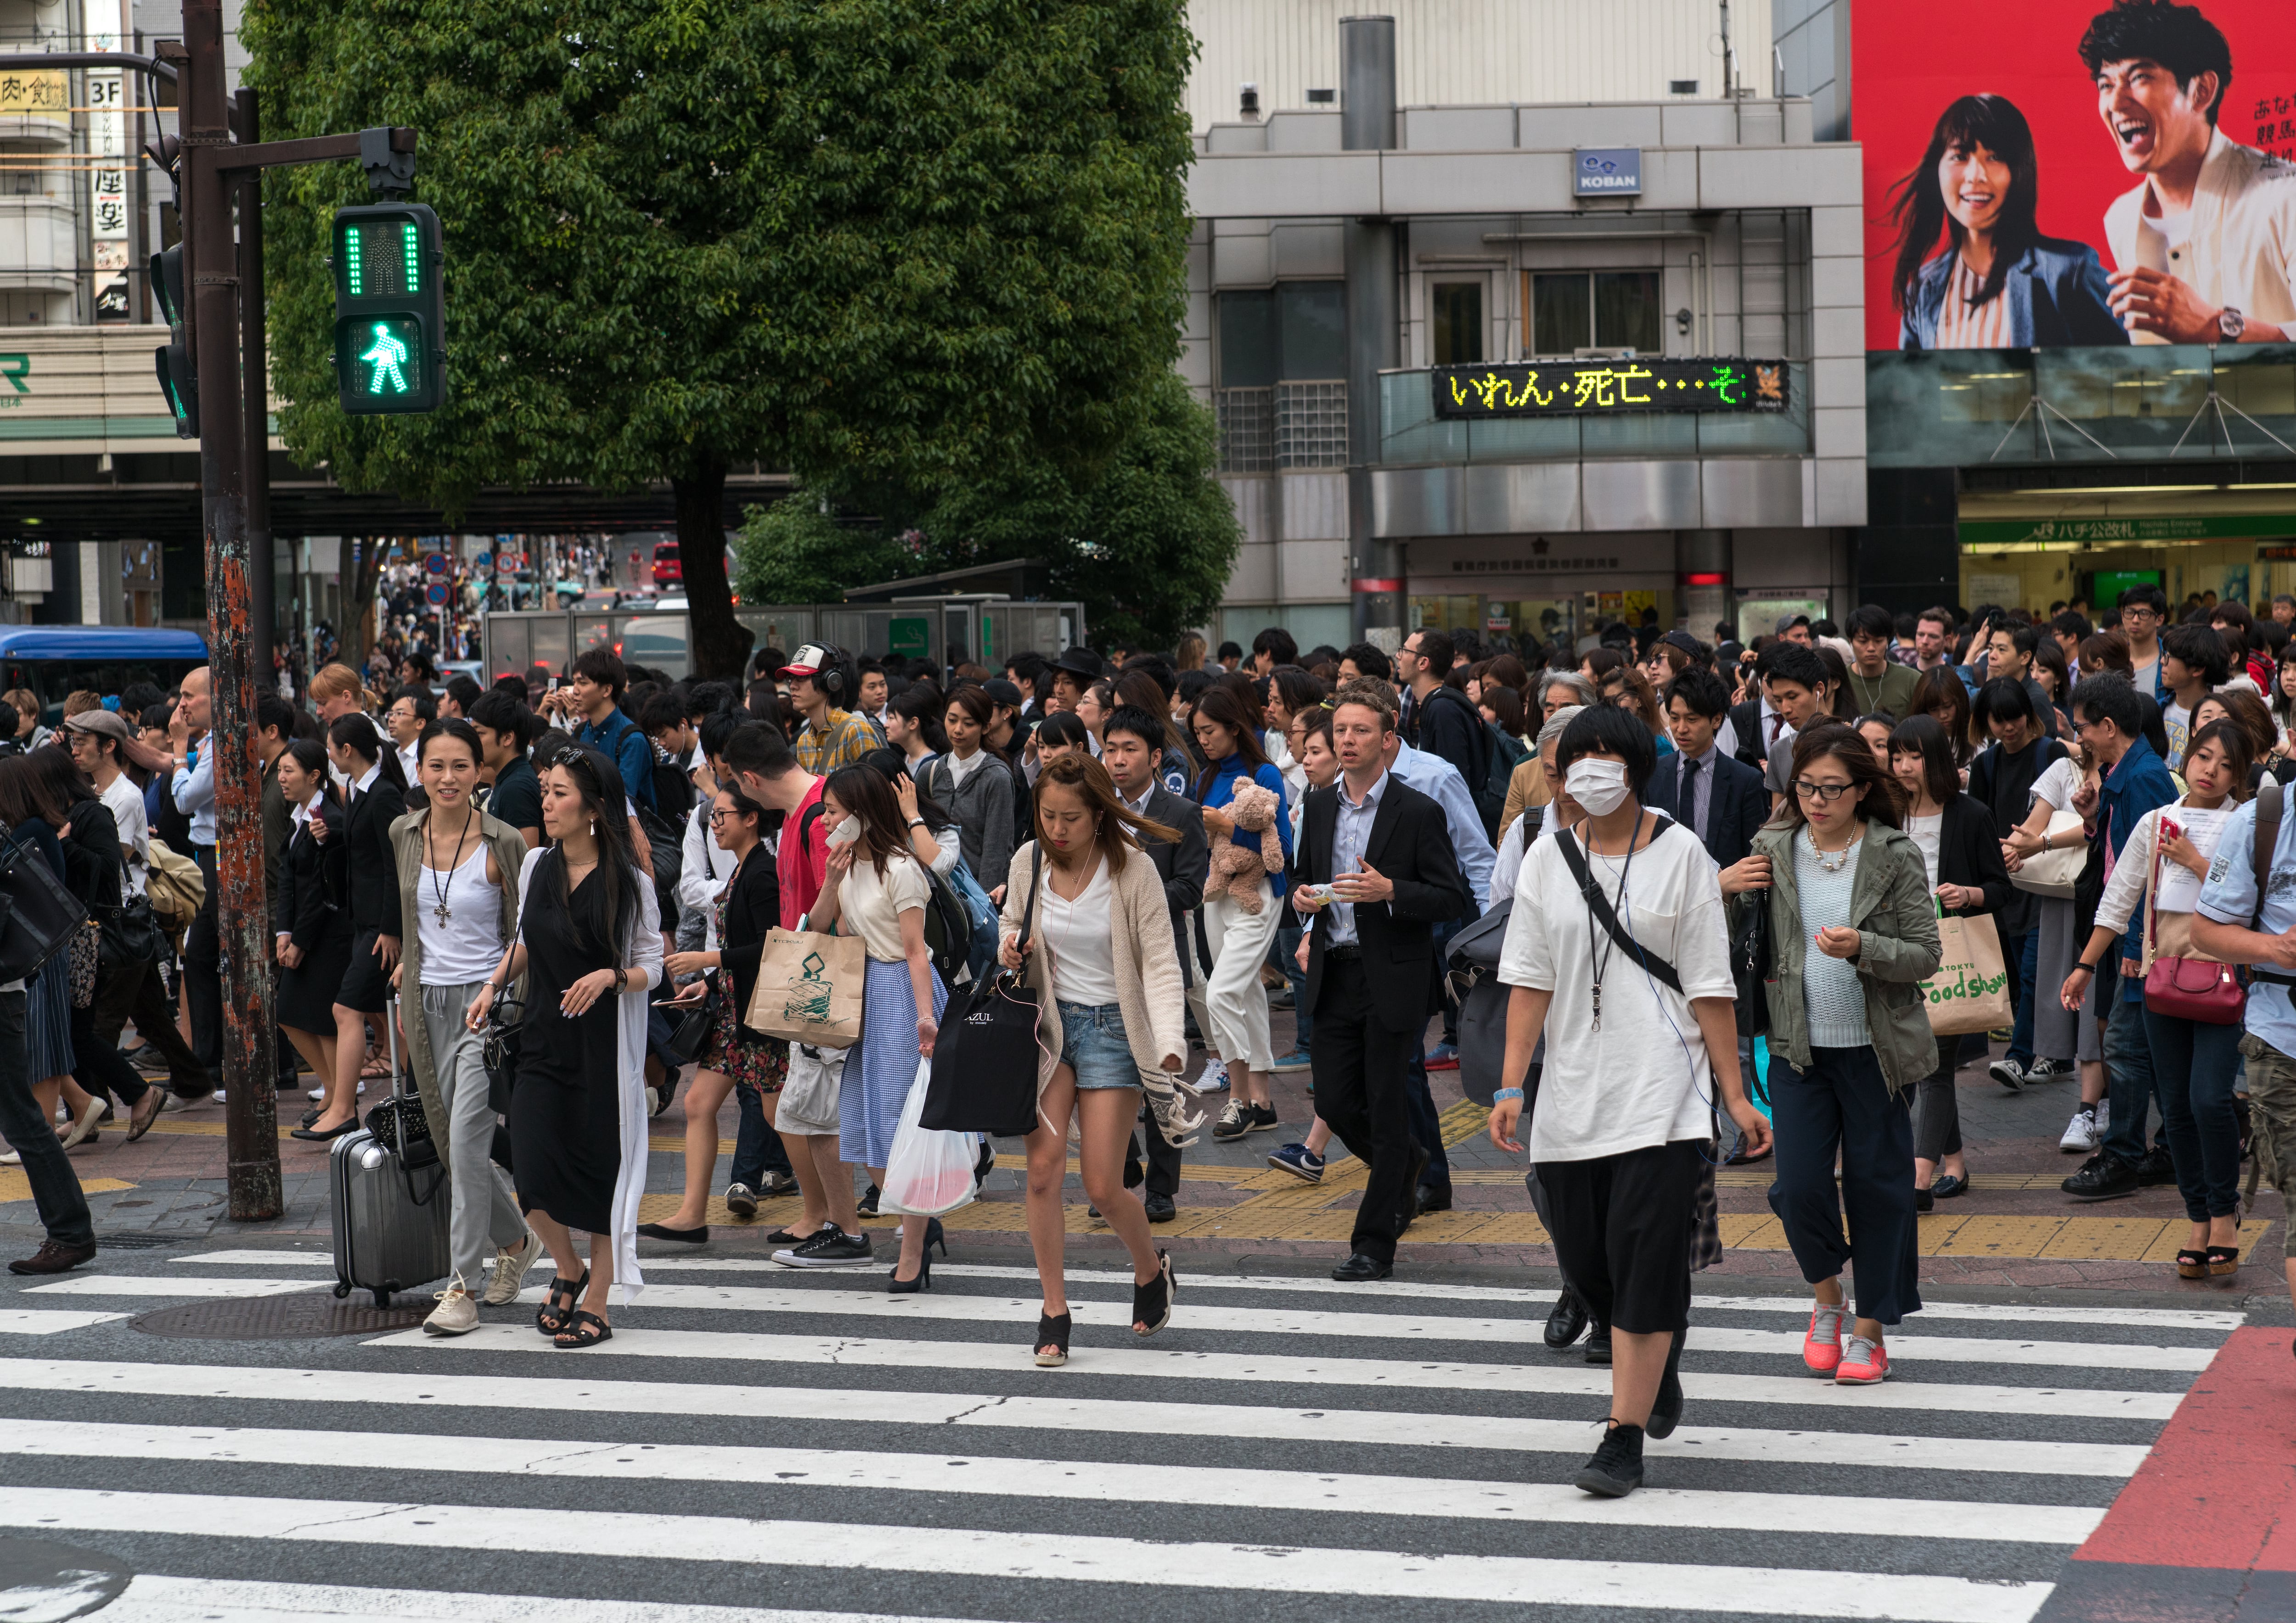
[330,203,444,414]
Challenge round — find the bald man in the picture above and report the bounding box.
[166,667,221,1097]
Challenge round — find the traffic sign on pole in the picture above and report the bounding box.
[427,580,449,606]
[473,551,492,573]
[424,551,448,575]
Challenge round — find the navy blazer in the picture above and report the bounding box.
[1900,237,2130,350]
[1644,749,1767,872]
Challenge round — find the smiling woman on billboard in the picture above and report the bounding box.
[1888,95,2132,348]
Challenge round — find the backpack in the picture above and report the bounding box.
[942,856,1001,984]
[917,862,978,989]
[636,803,683,937]
[1484,720,1530,825]
[142,837,204,934]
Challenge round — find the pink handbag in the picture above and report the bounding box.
[2141,824,2244,1025]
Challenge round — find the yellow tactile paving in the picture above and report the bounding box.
[1913,1214,1972,1254]
[1718,1214,1786,1249]
[1935,1215,2066,1257]
[0,1171,134,1204]
[2037,1217,2174,1260]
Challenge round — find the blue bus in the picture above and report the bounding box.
[0,627,209,726]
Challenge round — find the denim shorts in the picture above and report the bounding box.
[1058,1000,1139,1091]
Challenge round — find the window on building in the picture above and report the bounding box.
[1217,281,1347,386]
[1526,270,1663,356]
[1430,282,1483,365]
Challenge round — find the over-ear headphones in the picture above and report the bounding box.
[818,646,845,698]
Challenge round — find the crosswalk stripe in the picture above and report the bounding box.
[0,1486,2056,1621]
[434,1280,2211,1370]
[175,1249,2249,1334]
[373,1322,2185,1418]
[85,1574,1020,1623]
[0,1358,2150,1476]
[25,1275,318,1300]
[174,1250,2248,1330]
[0,1310,129,1335]
[0,1416,2106,1543]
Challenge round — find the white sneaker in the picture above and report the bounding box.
[2060,1107,2101,1154]
[483,1230,541,1305]
[307,1086,326,1102]
[423,1279,480,1337]
[2026,1057,2072,1083]
[1196,1058,1231,1094]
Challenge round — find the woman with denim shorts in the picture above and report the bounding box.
[998,754,1196,1367]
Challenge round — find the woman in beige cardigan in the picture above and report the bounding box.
[997,753,1195,1367]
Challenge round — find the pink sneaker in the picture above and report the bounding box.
[1802,1303,1848,1375]
[1835,1334,1891,1385]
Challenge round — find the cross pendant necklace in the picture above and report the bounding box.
[433,897,453,926]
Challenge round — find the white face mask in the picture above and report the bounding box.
[1564,758,1631,817]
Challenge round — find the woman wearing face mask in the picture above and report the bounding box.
[1489,706,1770,1499]
[1743,721,1940,1390]
[2061,719,2251,1280]
[1888,715,2010,1210]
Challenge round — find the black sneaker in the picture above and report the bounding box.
[2136,1146,2178,1187]
[857,1183,880,1217]
[1574,1420,1645,1498]
[2061,1150,2141,1201]
[1211,1101,1252,1142]
[1249,1103,1279,1134]
[1584,1320,1613,1365]
[774,1225,873,1268]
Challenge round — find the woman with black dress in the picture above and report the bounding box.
[1,752,115,1150]
[310,713,404,1137]
[647,782,785,1241]
[271,740,354,1133]
[467,744,662,1349]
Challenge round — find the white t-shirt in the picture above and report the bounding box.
[1905,811,1943,892]
[101,774,148,898]
[1497,820,1736,1162]
[838,848,931,963]
[2032,755,2083,810]
[1040,858,1119,1006]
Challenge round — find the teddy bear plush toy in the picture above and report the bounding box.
[1201,779,1284,914]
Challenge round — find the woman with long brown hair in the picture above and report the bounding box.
[1909,665,1975,769]
[1189,684,1294,1133]
[998,753,1193,1365]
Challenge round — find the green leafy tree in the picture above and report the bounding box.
[243,0,1207,680]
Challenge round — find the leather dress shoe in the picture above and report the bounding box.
[9,1238,96,1275]
[1331,1250,1394,1282]
[1584,1320,1614,1365]
[1543,1289,1589,1350]
[1414,1184,1453,1216]
[1143,1191,1176,1223]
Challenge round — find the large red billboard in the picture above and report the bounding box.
[1855,0,2296,349]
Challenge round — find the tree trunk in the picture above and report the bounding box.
[335,534,382,678]
[675,461,751,683]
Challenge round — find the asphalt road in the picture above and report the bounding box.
[0,1236,2244,1623]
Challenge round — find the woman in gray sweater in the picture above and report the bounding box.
[929,687,1017,900]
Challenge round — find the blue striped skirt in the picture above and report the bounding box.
[840,956,948,1170]
[26,956,73,1081]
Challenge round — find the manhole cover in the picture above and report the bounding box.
[129,1292,429,1340]
[0,1535,130,1620]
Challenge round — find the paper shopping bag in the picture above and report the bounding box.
[746,922,868,1050]
[1920,912,2014,1037]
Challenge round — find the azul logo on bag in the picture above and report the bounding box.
[1925,967,2008,1006]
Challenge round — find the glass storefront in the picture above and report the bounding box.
[1409,589,1678,656]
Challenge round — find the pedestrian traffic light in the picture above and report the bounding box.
[146,246,197,439]
[330,203,444,414]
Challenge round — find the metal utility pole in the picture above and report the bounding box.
[238,86,274,696]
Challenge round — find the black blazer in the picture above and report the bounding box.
[1292,775,1472,1033]
[56,797,124,913]
[1135,783,1209,984]
[1644,750,1767,871]
[343,770,405,932]
[713,842,784,1033]
[1931,792,2013,918]
[274,798,350,953]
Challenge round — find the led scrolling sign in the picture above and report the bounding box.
[1432,359,1790,418]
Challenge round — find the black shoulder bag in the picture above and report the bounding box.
[0,823,86,985]
[920,848,1043,1137]
[1553,819,1682,995]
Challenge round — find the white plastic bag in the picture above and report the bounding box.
[879,1057,980,1218]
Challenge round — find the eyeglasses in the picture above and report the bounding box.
[707,808,743,823]
[1792,779,1857,803]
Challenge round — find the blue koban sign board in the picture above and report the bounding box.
[1573,147,1642,197]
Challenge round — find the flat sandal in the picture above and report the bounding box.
[536,1268,588,1337]
[553,1308,612,1349]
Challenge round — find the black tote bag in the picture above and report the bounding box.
[1730,888,1773,1040]
[920,853,1043,1137]
[0,824,86,985]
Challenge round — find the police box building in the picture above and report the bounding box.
[1181,5,1866,652]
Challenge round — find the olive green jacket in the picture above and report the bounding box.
[1742,819,1942,1095]
[389,807,530,1176]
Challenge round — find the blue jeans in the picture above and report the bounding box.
[2004,931,2036,1070]
[730,1077,794,1189]
[2142,1008,2244,1220]
[2102,977,2165,1165]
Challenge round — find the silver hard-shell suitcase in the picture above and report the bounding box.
[329,997,450,1307]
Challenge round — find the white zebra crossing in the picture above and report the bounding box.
[0,1258,2232,1623]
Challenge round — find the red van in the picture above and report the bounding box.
[651,539,681,586]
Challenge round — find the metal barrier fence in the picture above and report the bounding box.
[482,596,1086,683]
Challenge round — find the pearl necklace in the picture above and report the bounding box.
[1803,826,1852,873]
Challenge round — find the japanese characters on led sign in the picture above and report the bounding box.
[1432,359,1790,417]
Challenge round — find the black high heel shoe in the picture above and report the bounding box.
[888,1249,934,1294]
[925,1216,948,1258]
[1034,1309,1073,1367]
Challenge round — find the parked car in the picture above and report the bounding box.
[652,539,681,586]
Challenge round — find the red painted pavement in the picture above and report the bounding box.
[2074,1325,2296,1573]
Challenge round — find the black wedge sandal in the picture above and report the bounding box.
[2176,1247,2210,1280]
[2207,1245,2240,1278]
[536,1268,589,1337]
[554,1309,613,1349]
[1034,1309,1073,1368]
[1132,1248,1176,1337]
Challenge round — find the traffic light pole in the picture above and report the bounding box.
[237,87,273,696]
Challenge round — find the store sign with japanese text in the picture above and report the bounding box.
[1431,359,1790,418]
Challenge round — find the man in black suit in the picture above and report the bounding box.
[1646,669,1769,881]
[1103,706,1208,1222]
[1293,687,1470,1280]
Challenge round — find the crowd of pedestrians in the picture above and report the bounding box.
[6,586,2296,1501]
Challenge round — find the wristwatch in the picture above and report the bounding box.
[906,818,926,830]
[2220,306,2246,343]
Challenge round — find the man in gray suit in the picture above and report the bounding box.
[1103,705,1209,1221]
